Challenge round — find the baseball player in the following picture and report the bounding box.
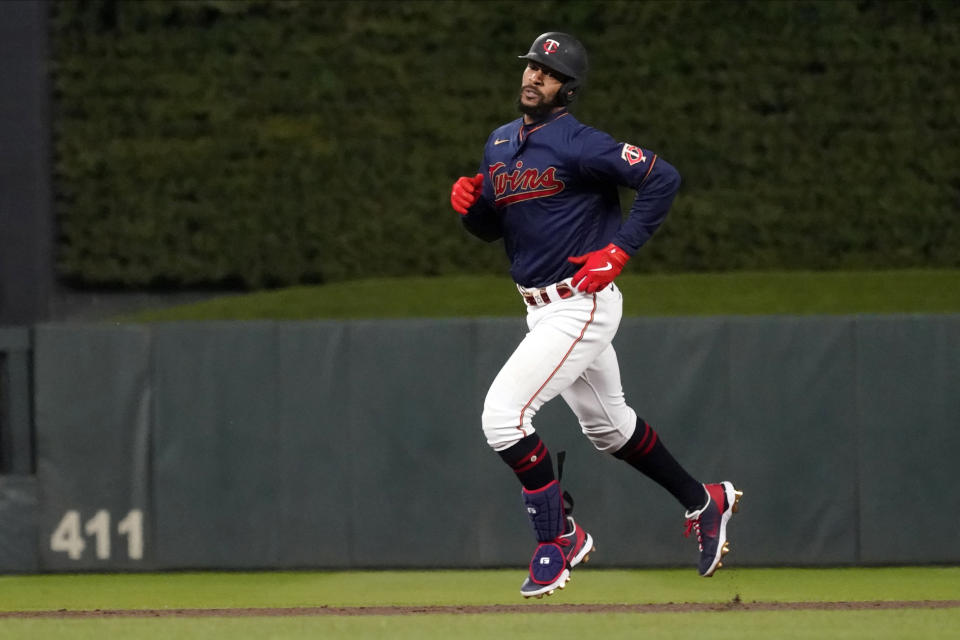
[450,32,742,598]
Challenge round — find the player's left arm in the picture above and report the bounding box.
[612,154,681,253]
[567,132,681,293]
[579,131,682,254]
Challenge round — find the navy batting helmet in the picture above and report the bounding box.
[518,32,589,105]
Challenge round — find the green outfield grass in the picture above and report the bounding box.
[0,567,957,639]
[3,610,959,640]
[117,269,960,321]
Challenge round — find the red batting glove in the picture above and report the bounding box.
[450,173,484,215]
[567,243,631,293]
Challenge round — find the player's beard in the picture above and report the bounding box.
[517,86,560,119]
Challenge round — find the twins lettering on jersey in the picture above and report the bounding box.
[488,161,565,206]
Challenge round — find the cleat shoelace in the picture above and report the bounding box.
[683,518,703,550]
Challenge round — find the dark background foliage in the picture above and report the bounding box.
[51,0,960,288]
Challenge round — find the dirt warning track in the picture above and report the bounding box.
[2,600,959,618]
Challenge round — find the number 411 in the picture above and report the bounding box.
[50,509,144,561]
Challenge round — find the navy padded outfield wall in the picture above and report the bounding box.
[20,315,960,571]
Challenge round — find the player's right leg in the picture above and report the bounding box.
[481,292,619,451]
[481,292,614,597]
[514,479,595,598]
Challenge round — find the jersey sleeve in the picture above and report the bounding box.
[578,129,682,254]
[460,191,502,241]
[459,150,503,242]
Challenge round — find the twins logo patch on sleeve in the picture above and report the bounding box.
[620,143,647,165]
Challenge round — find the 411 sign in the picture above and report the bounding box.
[50,509,144,561]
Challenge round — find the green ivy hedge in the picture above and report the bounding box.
[52,0,960,288]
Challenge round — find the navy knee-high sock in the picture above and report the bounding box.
[498,433,555,491]
[614,419,705,511]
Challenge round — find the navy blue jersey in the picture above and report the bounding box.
[461,108,681,288]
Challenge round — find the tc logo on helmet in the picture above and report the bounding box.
[543,39,560,54]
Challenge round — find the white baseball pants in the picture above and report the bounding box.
[482,280,638,453]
